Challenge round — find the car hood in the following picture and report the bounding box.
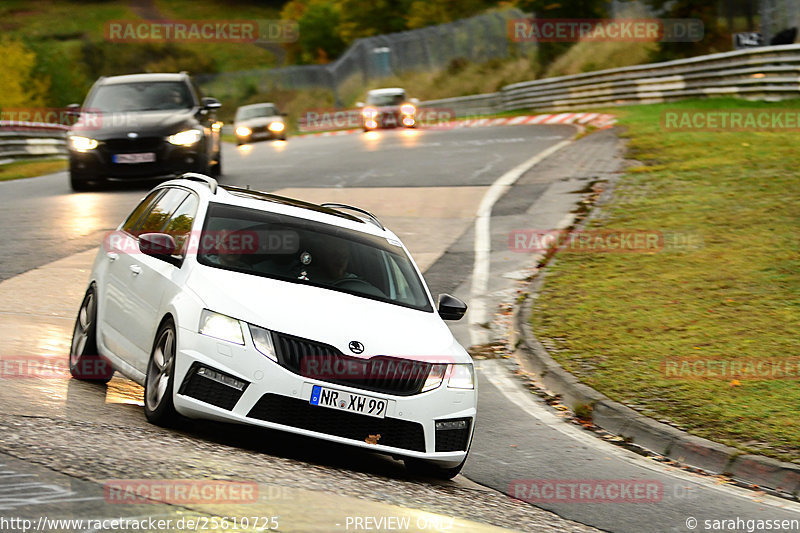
[187,264,468,362]
[70,109,199,140]
[235,116,283,128]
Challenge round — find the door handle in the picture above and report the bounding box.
[106,252,118,262]
[129,265,142,276]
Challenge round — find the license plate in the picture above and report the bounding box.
[309,385,387,419]
[113,152,156,164]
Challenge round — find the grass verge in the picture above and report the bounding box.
[0,158,67,181]
[530,98,800,462]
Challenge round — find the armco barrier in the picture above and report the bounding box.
[420,44,800,117]
[0,121,68,164]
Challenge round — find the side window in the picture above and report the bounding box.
[122,190,163,234]
[163,194,199,256]
[137,189,190,234]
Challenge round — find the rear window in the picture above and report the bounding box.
[197,203,433,312]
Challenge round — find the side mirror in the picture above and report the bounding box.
[437,293,467,321]
[139,233,178,259]
[201,97,222,110]
[65,103,81,116]
[280,112,288,116]
[355,102,365,108]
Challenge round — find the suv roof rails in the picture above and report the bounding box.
[320,203,384,230]
[178,173,217,194]
[219,185,364,224]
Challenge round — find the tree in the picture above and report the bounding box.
[0,37,50,109]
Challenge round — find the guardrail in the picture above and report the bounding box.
[420,44,800,117]
[0,121,68,164]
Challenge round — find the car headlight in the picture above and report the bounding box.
[268,121,285,133]
[199,309,244,345]
[447,364,475,389]
[400,103,416,116]
[68,136,98,152]
[248,324,277,362]
[167,129,203,146]
[362,107,377,119]
[422,364,447,392]
[235,126,252,137]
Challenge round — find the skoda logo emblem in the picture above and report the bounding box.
[348,341,364,354]
[127,132,138,138]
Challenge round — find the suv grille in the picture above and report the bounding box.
[271,331,432,396]
[248,394,426,452]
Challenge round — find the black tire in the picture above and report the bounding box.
[144,319,180,426]
[404,455,467,480]
[69,284,113,382]
[69,172,92,192]
[210,150,222,177]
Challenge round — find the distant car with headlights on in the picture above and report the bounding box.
[234,103,287,144]
[66,72,222,191]
[357,88,419,131]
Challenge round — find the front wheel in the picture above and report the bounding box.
[69,284,113,382]
[144,320,180,426]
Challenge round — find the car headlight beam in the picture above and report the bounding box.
[400,103,416,116]
[268,122,285,133]
[447,363,475,389]
[198,309,244,345]
[248,324,277,362]
[168,129,203,146]
[69,135,98,152]
[235,126,252,137]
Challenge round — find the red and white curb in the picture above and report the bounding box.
[296,112,616,138]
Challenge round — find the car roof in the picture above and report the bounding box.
[100,73,189,85]
[237,103,277,110]
[159,177,395,240]
[367,88,406,95]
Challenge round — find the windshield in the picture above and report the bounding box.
[236,105,278,120]
[197,203,433,312]
[366,93,406,106]
[87,81,195,112]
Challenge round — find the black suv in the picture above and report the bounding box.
[67,73,222,191]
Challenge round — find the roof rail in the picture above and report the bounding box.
[178,173,217,194]
[320,203,384,230]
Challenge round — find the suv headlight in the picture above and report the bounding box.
[422,364,447,392]
[68,135,98,152]
[248,324,277,361]
[168,129,203,146]
[447,364,475,389]
[199,309,244,345]
[268,121,285,132]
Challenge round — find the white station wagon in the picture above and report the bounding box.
[69,174,476,478]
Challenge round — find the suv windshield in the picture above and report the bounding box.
[87,81,195,112]
[197,203,433,312]
[236,105,278,120]
[366,93,405,106]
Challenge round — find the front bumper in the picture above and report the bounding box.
[173,326,476,466]
[363,110,416,130]
[69,138,207,182]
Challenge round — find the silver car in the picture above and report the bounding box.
[234,103,287,144]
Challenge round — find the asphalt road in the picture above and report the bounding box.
[1,125,798,532]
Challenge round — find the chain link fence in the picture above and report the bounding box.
[197,8,535,106]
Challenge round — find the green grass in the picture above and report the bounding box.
[0,158,66,181]
[531,98,800,462]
